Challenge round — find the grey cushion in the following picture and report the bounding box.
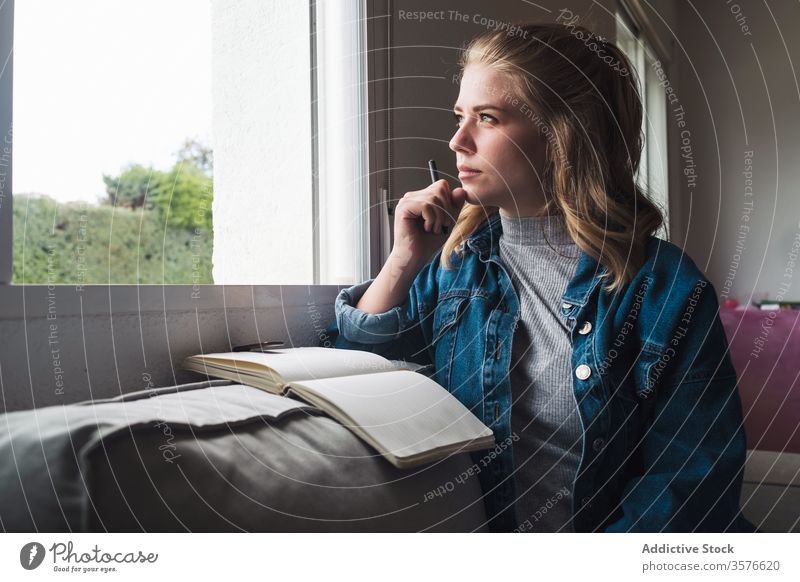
[86,411,488,532]
[0,380,488,532]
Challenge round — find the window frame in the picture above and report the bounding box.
[0,0,13,284]
[364,0,393,278]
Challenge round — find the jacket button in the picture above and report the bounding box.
[578,321,592,335]
[575,364,592,380]
[592,437,605,452]
[561,302,573,311]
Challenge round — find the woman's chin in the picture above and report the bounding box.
[462,187,498,208]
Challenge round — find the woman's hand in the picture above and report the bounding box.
[392,179,467,265]
[355,180,466,315]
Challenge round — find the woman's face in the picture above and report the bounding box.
[449,63,549,217]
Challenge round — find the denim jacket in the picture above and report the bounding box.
[327,211,754,533]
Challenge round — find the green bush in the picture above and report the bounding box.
[102,139,214,232]
[102,164,160,210]
[12,194,213,284]
[150,163,213,232]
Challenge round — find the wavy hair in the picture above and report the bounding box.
[441,23,664,293]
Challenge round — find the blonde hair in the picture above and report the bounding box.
[441,23,664,293]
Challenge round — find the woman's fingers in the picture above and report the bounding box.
[420,202,437,233]
[436,198,452,234]
[399,181,458,235]
[431,182,456,232]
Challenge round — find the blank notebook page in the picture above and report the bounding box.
[293,370,492,457]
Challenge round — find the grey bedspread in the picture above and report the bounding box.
[0,380,488,532]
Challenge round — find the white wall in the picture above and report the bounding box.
[211,0,313,284]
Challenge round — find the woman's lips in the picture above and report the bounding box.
[458,168,482,179]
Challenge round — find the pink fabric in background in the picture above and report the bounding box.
[719,307,800,454]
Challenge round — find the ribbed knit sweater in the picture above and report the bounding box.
[498,211,583,532]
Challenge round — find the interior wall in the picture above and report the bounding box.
[673,0,800,302]
[0,285,338,413]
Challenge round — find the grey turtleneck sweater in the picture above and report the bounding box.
[498,212,583,533]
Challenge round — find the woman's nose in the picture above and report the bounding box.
[449,123,475,154]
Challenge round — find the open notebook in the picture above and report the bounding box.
[183,347,494,468]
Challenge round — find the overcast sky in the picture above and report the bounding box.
[12,0,212,203]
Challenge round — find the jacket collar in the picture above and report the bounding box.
[464,211,608,307]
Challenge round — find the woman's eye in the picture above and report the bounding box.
[453,112,495,126]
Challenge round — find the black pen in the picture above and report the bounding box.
[428,159,439,183]
[232,340,285,352]
[428,159,449,235]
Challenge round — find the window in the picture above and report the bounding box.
[616,4,670,239]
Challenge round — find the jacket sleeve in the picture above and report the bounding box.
[605,278,754,532]
[322,250,442,365]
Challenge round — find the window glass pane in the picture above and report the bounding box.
[644,48,670,237]
[315,0,370,285]
[616,10,669,239]
[615,12,645,183]
[12,0,213,284]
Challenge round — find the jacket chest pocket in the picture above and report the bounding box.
[608,372,650,461]
[606,342,663,405]
[430,296,469,389]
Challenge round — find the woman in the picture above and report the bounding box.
[328,23,753,533]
